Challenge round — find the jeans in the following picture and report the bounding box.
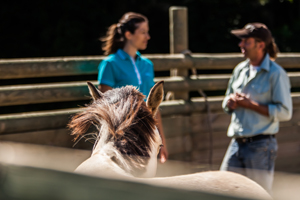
[220,136,278,193]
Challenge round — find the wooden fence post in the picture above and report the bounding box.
[169,6,189,100]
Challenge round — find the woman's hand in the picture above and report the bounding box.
[159,146,168,163]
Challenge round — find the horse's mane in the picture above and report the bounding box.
[68,86,157,176]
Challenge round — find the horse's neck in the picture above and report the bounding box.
[74,126,127,176]
[76,151,132,178]
[81,127,156,178]
[91,132,130,174]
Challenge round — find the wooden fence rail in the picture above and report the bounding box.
[1,95,300,135]
[1,72,300,106]
[0,81,93,106]
[1,53,300,79]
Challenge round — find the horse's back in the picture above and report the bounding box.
[148,171,272,200]
[75,159,271,199]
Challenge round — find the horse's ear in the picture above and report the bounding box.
[87,81,103,100]
[146,81,164,115]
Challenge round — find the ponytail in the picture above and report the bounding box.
[100,12,148,55]
[101,24,126,55]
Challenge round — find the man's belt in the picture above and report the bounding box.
[235,134,275,143]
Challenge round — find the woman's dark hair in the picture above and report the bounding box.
[101,12,148,55]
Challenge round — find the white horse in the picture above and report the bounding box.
[68,81,272,200]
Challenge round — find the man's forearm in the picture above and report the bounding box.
[248,100,269,117]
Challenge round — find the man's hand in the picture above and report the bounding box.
[235,93,269,116]
[227,93,238,110]
[235,93,252,108]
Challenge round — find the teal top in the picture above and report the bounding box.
[98,49,155,99]
[222,53,293,137]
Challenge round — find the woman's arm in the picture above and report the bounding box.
[98,84,113,93]
[156,110,168,163]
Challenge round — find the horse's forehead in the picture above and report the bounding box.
[104,88,139,103]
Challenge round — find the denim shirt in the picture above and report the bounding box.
[222,54,292,137]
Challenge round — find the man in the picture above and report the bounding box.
[220,23,292,192]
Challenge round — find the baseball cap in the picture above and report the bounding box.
[231,23,273,45]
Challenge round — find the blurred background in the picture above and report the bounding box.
[1,0,300,58]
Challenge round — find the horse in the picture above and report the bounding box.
[68,81,272,200]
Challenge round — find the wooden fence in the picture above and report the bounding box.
[0,52,300,173]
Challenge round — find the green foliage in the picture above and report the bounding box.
[0,0,300,58]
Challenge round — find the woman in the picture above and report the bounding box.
[98,12,168,163]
